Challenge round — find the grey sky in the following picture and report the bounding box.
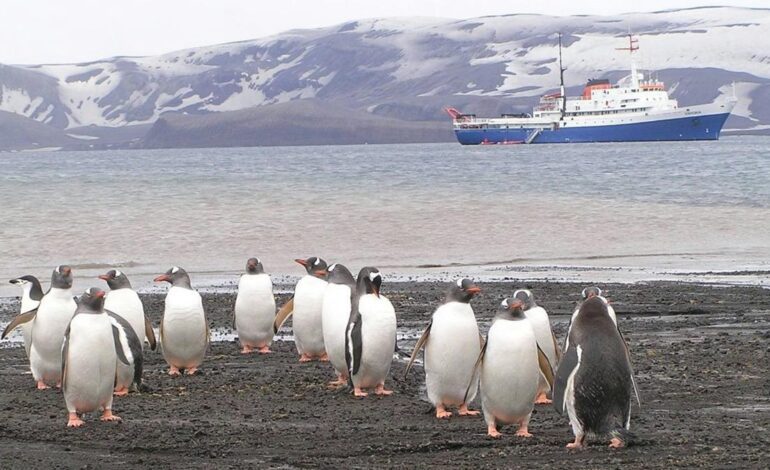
[2,0,766,64]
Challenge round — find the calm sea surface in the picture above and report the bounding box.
[1,137,769,296]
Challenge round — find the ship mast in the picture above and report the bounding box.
[616,33,640,89]
[558,33,567,120]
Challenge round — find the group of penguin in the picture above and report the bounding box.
[2,257,639,449]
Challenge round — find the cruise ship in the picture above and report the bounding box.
[448,35,736,145]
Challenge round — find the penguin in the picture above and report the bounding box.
[106,309,145,395]
[322,263,356,387]
[234,257,276,354]
[345,267,397,397]
[405,279,483,419]
[28,266,77,389]
[273,257,329,362]
[100,269,157,351]
[553,296,640,449]
[62,288,130,427]
[155,267,208,375]
[6,275,44,358]
[513,289,561,404]
[566,286,617,351]
[468,297,555,438]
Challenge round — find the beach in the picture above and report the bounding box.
[1,280,768,468]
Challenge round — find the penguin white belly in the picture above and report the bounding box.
[235,274,276,347]
[29,288,76,384]
[161,287,207,369]
[352,295,397,389]
[480,320,540,425]
[20,296,39,358]
[322,283,352,376]
[63,314,116,413]
[524,306,558,394]
[292,276,327,355]
[105,288,146,348]
[424,303,480,407]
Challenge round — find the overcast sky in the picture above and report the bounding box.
[1,1,766,64]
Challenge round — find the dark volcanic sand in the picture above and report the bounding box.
[1,281,769,469]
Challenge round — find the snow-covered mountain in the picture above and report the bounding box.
[1,6,769,149]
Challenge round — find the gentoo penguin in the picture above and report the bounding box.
[322,263,356,386]
[273,257,329,362]
[155,267,208,375]
[406,279,483,419]
[469,298,555,438]
[234,257,276,354]
[100,269,157,351]
[29,266,77,389]
[553,296,640,449]
[345,267,397,397]
[62,288,130,427]
[6,275,44,357]
[566,286,617,351]
[513,289,561,404]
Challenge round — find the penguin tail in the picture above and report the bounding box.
[610,427,635,447]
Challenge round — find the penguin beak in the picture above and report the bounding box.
[373,285,380,298]
[94,290,105,299]
[154,274,171,283]
[466,285,481,295]
[508,299,524,310]
[295,258,308,267]
[98,274,111,281]
[314,269,327,277]
[9,279,19,285]
[62,267,71,276]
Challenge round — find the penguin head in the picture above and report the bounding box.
[499,297,526,318]
[513,289,536,309]
[295,257,328,278]
[9,275,35,287]
[357,266,382,297]
[326,263,355,285]
[51,265,73,289]
[581,286,602,300]
[78,287,106,312]
[447,278,481,303]
[246,258,264,274]
[154,266,192,289]
[98,269,132,290]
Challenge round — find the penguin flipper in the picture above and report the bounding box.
[553,343,579,415]
[110,324,131,366]
[108,311,144,388]
[61,324,71,391]
[345,310,363,381]
[464,337,488,404]
[551,329,562,362]
[144,314,157,351]
[273,297,294,334]
[404,319,432,377]
[617,326,642,408]
[2,308,37,339]
[536,342,555,390]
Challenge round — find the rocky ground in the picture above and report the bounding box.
[0,280,769,468]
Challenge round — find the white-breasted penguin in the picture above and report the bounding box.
[29,266,77,389]
[513,289,561,404]
[100,269,156,351]
[273,257,329,362]
[62,288,130,427]
[6,275,44,358]
[553,296,641,449]
[345,267,397,397]
[234,257,276,354]
[469,298,555,438]
[322,263,356,386]
[405,279,483,419]
[155,267,209,376]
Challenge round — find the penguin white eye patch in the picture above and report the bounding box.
[171,267,179,274]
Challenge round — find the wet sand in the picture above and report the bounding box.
[1,281,769,468]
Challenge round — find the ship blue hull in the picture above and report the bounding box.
[454,112,732,145]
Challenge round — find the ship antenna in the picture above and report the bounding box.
[616,32,640,89]
[558,32,567,120]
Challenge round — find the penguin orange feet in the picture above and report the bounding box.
[515,426,533,438]
[458,404,480,416]
[241,345,255,354]
[327,374,347,388]
[168,366,181,376]
[299,353,313,363]
[353,387,368,398]
[319,353,329,362]
[67,413,84,428]
[567,435,585,450]
[185,367,199,375]
[374,384,393,396]
[435,404,452,419]
[609,437,625,448]
[257,346,272,354]
[534,392,552,405]
[487,424,502,438]
[36,381,50,390]
[100,410,122,423]
[113,387,129,397]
